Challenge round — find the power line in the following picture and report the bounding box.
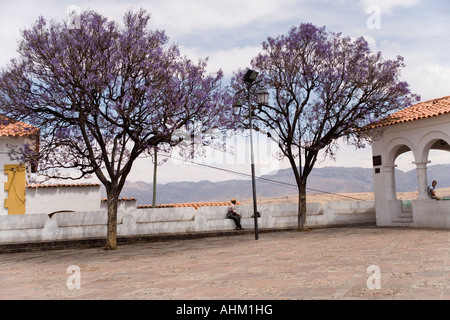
[159,154,366,201]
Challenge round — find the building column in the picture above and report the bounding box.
[383,165,397,200]
[414,161,430,199]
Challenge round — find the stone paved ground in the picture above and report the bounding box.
[1,225,450,300]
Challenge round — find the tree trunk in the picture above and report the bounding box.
[105,187,119,250]
[297,179,307,231]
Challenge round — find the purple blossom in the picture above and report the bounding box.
[0,9,234,249]
[232,22,420,231]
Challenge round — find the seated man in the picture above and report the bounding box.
[227,199,243,230]
[428,180,442,200]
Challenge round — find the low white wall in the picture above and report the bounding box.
[0,201,376,244]
[374,198,450,228]
[412,199,450,228]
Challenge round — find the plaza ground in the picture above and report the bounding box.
[1,225,450,300]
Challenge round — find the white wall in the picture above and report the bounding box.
[0,200,376,244]
[0,136,27,216]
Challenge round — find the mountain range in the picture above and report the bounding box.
[118,164,450,205]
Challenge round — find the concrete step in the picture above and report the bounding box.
[392,213,413,224]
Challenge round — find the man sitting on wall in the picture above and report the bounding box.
[428,180,442,200]
[227,199,243,230]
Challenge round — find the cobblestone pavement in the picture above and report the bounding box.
[1,225,450,300]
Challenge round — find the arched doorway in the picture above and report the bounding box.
[380,139,417,224]
[383,139,416,201]
[394,150,417,213]
[420,136,450,199]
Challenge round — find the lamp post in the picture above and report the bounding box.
[242,69,269,240]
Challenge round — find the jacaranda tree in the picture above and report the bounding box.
[233,23,420,231]
[0,9,233,249]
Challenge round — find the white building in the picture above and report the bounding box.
[0,116,39,215]
[0,117,106,216]
[369,95,450,228]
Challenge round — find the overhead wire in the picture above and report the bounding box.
[0,154,366,201]
[159,154,366,201]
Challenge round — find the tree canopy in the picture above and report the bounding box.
[232,23,420,230]
[0,9,233,249]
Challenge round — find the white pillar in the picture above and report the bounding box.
[383,165,397,200]
[414,161,430,199]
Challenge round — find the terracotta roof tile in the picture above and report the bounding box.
[0,116,39,137]
[368,95,450,129]
[137,201,241,209]
[27,183,101,189]
[101,197,137,202]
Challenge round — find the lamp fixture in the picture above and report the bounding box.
[243,69,259,84]
[255,86,269,105]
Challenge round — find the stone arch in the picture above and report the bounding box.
[417,131,450,163]
[381,137,417,201]
[384,137,417,166]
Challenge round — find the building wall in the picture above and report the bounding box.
[371,113,450,227]
[0,136,28,216]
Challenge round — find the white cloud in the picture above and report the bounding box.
[0,0,298,68]
[0,0,69,66]
[147,0,299,36]
[180,45,261,77]
[359,0,420,14]
[404,62,450,101]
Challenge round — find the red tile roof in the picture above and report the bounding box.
[101,197,137,202]
[137,201,241,210]
[27,183,101,189]
[0,116,40,172]
[368,95,450,129]
[0,116,39,137]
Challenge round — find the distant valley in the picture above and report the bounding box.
[117,164,450,205]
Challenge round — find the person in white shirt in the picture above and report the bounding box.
[428,180,442,200]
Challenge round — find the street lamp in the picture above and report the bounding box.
[243,69,259,84]
[255,86,269,105]
[242,69,269,240]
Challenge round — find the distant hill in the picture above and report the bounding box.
[117,164,450,205]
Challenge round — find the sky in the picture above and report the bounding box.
[0,0,449,184]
